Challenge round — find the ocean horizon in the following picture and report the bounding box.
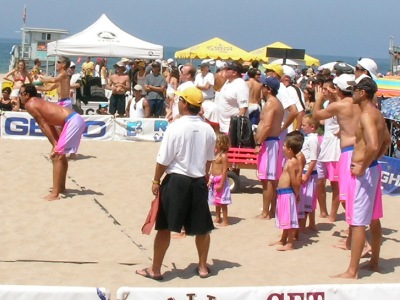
[0,37,391,74]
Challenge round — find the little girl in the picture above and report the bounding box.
[208,132,232,226]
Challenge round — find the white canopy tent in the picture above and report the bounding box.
[47,14,163,59]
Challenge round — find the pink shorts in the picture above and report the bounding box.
[57,97,73,110]
[301,170,318,213]
[55,112,86,154]
[346,161,383,226]
[275,188,299,230]
[317,161,339,182]
[257,137,282,180]
[338,146,353,202]
[208,175,232,205]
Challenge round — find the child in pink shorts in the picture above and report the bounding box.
[270,132,303,251]
[208,132,232,226]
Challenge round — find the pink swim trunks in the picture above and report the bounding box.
[257,137,282,180]
[208,175,232,205]
[275,188,299,230]
[54,112,86,155]
[57,97,73,110]
[338,146,353,202]
[346,161,383,226]
[301,170,318,213]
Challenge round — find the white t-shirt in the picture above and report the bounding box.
[157,115,216,177]
[301,132,320,171]
[318,100,341,162]
[217,78,249,133]
[194,72,215,100]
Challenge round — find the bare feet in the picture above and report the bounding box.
[171,231,186,239]
[217,221,229,227]
[277,244,294,251]
[44,193,60,201]
[333,240,351,251]
[330,271,358,279]
[213,217,222,224]
[361,243,372,258]
[135,268,163,281]
[256,214,271,220]
[269,240,284,247]
[360,261,380,273]
[306,225,318,232]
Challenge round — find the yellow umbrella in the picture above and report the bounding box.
[175,37,256,62]
[250,41,320,67]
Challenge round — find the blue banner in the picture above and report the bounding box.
[379,156,400,196]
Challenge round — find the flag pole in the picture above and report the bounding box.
[21,4,26,61]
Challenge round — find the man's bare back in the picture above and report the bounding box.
[352,102,390,168]
[256,95,284,142]
[247,78,262,105]
[214,70,227,92]
[25,97,71,126]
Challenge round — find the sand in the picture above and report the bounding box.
[0,138,399,295]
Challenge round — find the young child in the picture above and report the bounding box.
[300,114,320,232]
[271,132,303,251]
[208,131,232,226]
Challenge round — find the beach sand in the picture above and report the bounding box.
[0,138,399,295]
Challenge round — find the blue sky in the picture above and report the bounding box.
[1,0,399,58]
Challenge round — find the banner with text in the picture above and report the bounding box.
[0,112,114,141]
[117,283,400,300]
[113,117,168,142]
[379,156,400,195]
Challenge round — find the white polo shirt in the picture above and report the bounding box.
[157,115,216,177]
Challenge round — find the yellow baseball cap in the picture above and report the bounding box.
[263,63,284,77]
[174,87,203,107]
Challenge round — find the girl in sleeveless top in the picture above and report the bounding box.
[208,132,232,226]
[4,59,32,110]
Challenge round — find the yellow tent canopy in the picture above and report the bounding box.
[250,41,320,67]
[175,37,256,62]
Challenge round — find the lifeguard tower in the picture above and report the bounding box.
[8,27,69,73]
[389,36,400,75]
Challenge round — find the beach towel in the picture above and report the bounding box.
[141,194,160,235]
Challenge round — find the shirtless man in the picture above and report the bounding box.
[254,77,284,219]
[37,56,72,109]
[214,61,227,93]
[333,77,390,279]
[108,61,130,117]
[246,68,263,125]
[20,84,86,201]
[314,74,361,222]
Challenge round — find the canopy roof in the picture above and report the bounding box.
[175,37,255,61]
[376,76,400,98]
[47,14,163,59]
[250,41,320,66]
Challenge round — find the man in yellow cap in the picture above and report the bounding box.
[136,86,216,280]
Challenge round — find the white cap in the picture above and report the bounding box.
[69,61,75,68]
[133,84,142,91]
[333,74,355,92]
[282,65,296,80]
[167,58,174,64]
[216,60,227,69]
[357,58,378,79]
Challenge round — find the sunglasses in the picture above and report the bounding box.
[355,66,365,71]
[19,91,27,95]
[178,96,186,103]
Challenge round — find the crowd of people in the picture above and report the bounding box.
[1,54,393,281]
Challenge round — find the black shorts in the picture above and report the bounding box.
[155,173,214,235]
[109,93,126,115]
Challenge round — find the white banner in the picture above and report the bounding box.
[113,117,169,142]
[0,285,110,300]
[117,284,400,300]
[0,112,114,141]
